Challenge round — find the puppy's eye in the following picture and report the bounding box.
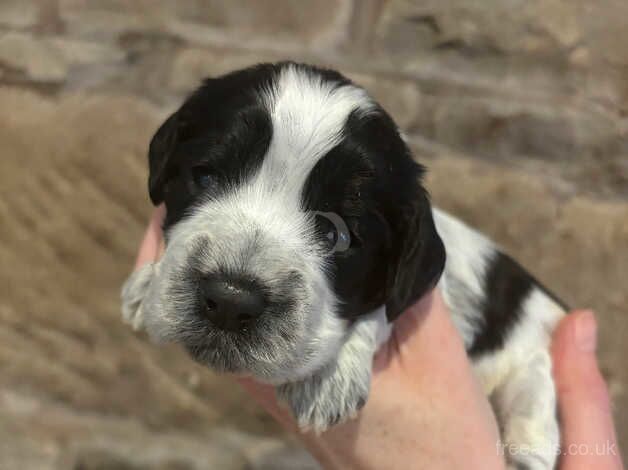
[191,165,215,189]
[313,211,351,253]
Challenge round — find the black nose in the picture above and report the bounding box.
[199,276,266,331]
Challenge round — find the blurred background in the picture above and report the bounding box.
[1,1,627,468]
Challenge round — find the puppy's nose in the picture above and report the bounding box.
[199,276,265,331]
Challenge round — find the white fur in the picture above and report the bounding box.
[261,64,374,192]
[433,208,495,348]
[278,306,390,432]
[120,262,154,331]
[474,288,564,469]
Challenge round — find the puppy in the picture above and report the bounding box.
[122,62,566,469]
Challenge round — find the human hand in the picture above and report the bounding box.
[133,204,166,270]
[552,310,624,469]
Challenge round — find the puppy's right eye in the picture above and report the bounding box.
[191,166,216,190]
[313,212,351,253]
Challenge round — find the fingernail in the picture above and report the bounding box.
[574,310,597,352]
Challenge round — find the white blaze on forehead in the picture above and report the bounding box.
[257,64,374,199]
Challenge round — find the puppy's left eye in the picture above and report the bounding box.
[191,165,216,189]
[313,211,351,253]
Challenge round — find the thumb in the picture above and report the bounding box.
[134,204,166,268]
[551,311,624,469]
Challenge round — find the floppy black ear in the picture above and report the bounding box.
[385,186,446,321]
[148,111,181,205]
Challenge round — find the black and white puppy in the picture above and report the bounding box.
[122,62,566,469]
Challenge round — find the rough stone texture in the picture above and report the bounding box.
[0,31,123,85]
[0,0,39,29]
[0,0,626,468]
[368,0,628,199]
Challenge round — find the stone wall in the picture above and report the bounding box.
[1,1,626,468]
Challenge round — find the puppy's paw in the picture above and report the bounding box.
[277,362,370,433]
[121,263,154,331]
[491,350,560,470]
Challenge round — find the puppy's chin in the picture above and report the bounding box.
[184,337,251,375]
[162,311,308,384]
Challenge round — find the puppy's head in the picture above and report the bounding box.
[142,62,445,383]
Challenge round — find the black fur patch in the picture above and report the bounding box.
[302,111,387,319]
[469,252,567,357]
[469,253,532,356]
[303,108,445,321]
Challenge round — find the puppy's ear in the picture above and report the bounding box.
[385,185,446,321]
[148,112,181,205]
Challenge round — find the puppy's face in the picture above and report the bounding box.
[142,63,444,384]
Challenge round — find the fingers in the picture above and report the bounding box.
[134,204,166,268]
[552,311,624,469]
[372,290,503,470]
[376,289,472,378]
